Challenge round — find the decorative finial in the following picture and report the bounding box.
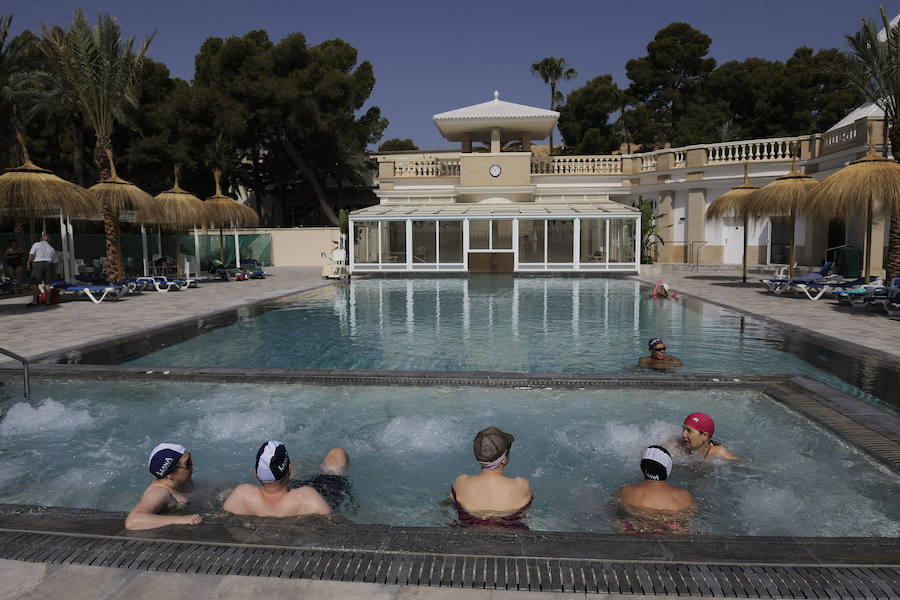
[493,90,499,100]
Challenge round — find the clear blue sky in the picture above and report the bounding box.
[8,1,892,149]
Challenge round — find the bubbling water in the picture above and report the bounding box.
[0,379,898,537]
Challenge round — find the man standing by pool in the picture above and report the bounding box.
[638,337,683,370]
[223,441,348,517]
[677,412,738,460]
[614,445,694,533]
[126,443,203,530]
[25,232,58,306]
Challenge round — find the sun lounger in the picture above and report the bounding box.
[793,276,878,300]
[240,259,266,279]
[760,261,834,294]
[124,276,180,293]
[53,282,132,303]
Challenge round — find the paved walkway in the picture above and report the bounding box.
[0,267,329,365]
[0,559,570,600]
[636,268,900,360]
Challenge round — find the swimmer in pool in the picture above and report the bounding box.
[450,426,533,529]
[223,441,348,517]
[125,443,203,530]
[614,445,694,534]
[638,337,683,370]
[649,278,680,299]
[675,412,738,460]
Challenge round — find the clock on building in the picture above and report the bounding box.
[489,164,502,177]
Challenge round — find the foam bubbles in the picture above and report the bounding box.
[379,416,465,453]
[0,399,93,435]
[601,419,672,460]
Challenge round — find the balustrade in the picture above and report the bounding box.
[821,122,858,155]
[640,155,657,172]
[706,138,800,164]
[531,155,622,175]
[394,158,460,177]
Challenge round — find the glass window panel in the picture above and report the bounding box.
[353,221,379,263]
[492,220,512,249]
[518,220,545,263]
[608,219,636,263]
[469,220,489,249]
[547,219,573,262]
[380,221,407,263]
[439,221,463,263]
[580,219,607,262]
[412,221,436,264]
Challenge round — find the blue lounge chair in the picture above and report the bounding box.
[793,275,878,300]
[760,261,833,294]
[240,259,266,279]
[52,281,132,303]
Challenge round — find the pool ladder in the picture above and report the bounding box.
[0,346,30,398]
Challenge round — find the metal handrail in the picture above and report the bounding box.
[0,346,30,398]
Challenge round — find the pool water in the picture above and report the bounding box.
[126,277,898,410]
[1,379,898,537]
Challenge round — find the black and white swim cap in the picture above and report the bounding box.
[256,440,291,483]
[148,443,185,479]
[640,445,672,481]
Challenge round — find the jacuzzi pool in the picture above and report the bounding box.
[1,377,897,537]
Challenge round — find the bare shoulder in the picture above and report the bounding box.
[710,445,738,460]
[223,483,256,512]
[673,486,695,506]
[289,485,331,515]
[451,474,469,489]
[132,484,171,513]
[512,476,531,495]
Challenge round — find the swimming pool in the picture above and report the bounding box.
[108,277,898,411]
[1,377,897,537]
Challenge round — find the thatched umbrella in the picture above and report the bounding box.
[0,142,97,282]
[706,163,758,283]
[203,169,259,269]
[807,136,900,282]
[88,150,165,281]
[138,166,205,277]
[743,145,817,279]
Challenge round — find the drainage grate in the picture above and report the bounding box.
[0,530,897,597]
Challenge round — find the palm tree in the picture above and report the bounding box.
[530,57,576,155]
[41,9,154,281]
[845,7,900,278]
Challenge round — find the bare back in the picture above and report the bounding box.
[617,481,693,512]
[452,473,532,516]
[223,483,330,517]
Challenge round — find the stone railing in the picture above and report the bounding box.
[820,121,859,155]
[640,155,658,172]
[394,158,460,177]
[673,150,686,168]
[705,137,803,164]
[531,155,622,174]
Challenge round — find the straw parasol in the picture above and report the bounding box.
[88,149,165,281]
[807,127,900,282]
[203,169,259,267]
[0,141,95,218]
[743,144,817,279]
[139,166,205,276]
[706,163,758,283]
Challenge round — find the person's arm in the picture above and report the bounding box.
[26,251,35,268]
[667,356,684,367]
[125,487,202,530]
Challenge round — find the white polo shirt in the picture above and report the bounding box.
[28,241,59,263]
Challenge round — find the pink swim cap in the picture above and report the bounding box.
[683,412,714,436]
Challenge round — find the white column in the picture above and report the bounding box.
[573,217,581,271]
[58,211,71,282]
[406,219,413,270]
[605,219,610,271]
[193,227,200,277]
[348,220,355,271]
[66,214,76,281]
[233,226,240,270]
[512,219,519,272]
[462,219,470,271]
[141,225,149,277]
[634,216,641,273]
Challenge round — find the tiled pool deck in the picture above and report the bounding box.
[0,267,898,598]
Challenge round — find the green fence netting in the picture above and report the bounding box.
[1,231,272,276]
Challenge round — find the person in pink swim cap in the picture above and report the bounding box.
[679,412,737,460]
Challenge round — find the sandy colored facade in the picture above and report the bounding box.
[361,93,891,277]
